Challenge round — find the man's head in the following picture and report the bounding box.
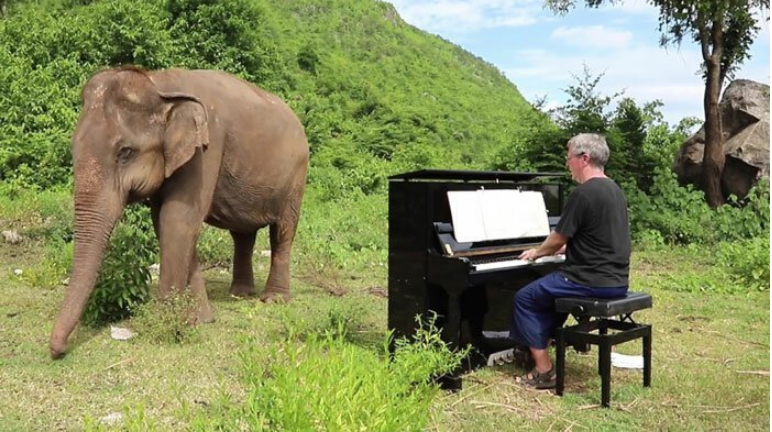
[565,133,609,183]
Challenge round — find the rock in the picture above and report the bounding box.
[99,412,123,426]
[13,269,23,276]
[2,230,23,244]
[673,79,770,199]
[110,326,136,341]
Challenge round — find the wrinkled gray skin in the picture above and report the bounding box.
[50,68,309,359]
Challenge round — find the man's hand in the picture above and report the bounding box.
[519,248,539,261]
[519,232,568,261]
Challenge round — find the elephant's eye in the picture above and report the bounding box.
[117,147,136,163]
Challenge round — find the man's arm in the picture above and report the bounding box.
[518,231,568,261]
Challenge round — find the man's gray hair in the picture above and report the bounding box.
[567,133,609,168]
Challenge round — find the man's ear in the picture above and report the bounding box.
[161,97,209,178]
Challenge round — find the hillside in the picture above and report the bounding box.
[0,0,549,195]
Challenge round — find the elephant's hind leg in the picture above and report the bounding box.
[261,215,299,303]
[230,230,257,297]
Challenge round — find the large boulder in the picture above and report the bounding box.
[673,79,770,199]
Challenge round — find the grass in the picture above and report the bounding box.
[0,197,768,431]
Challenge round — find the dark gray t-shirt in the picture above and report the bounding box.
[555,177,631,287]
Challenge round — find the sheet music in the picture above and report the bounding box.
[513,191,551,238]
[447,189,550,243]
[446,191,486,242]
[480,189,521,240]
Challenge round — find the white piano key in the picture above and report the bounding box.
[473,254,565,271]
[473,259,531,271]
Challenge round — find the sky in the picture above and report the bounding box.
[387,0,771,125]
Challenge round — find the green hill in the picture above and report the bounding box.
[0,0,549,195]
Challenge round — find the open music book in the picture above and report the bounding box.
[447,189,550,243]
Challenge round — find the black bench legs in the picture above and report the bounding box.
[554,292,653,408]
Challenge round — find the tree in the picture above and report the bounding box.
[547,0,769,207]
[513,66,659,192]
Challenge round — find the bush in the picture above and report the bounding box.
[628,169,770,246]
[716,237,770,292]
[130,292,201,344]
[83,205,159,325]
[191,320,466,431]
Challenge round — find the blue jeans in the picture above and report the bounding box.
[509,272,627,349]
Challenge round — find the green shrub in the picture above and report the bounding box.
[83,205,159,326]
[626,168,714,244]
[628,169,770,246]
[712,178,770,241]
[130,292,201,344]
[716,237,770,292]
[191,320,466,431]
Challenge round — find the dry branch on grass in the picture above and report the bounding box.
[103,357,134,370]
[702,402,763,414]
[735,370,770,376]
[448,384,495,407]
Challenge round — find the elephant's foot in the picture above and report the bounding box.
[188,299,215,325]
[260,287,291,303]
[50,341,67,360]
[230,284,257,298]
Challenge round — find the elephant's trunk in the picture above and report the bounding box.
[50,190,123,359]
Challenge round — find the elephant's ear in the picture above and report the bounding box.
[160,94,209,178]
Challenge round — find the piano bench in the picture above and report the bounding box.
[553,291,653,408]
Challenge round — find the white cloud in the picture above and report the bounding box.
[504,44,708,123]
[387,0,769,124]
[551,25,633,49]
[388,0,542,33]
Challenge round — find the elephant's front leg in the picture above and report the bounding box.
[188,251,214,323]
[156,201,214,323]
[230,230,257,297]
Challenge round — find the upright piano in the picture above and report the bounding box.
[388,169,565,388]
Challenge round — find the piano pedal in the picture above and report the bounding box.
[486,346,534,369]
[438,374,463,391]
[487,348,515,366]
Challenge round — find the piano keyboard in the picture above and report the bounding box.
[473,254,565,272]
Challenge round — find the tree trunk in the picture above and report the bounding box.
[702,18,726,208]
[703,63,725,207]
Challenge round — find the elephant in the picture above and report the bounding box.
[49,67,309,359]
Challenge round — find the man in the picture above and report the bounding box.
[510,133,631,389]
